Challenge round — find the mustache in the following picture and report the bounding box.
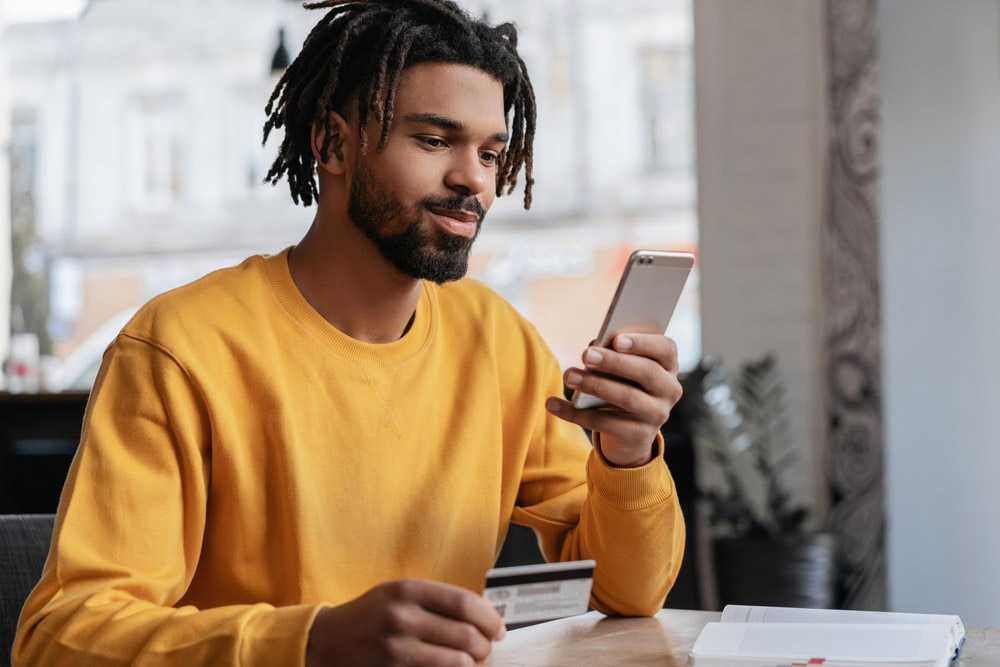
[421,194,486,222]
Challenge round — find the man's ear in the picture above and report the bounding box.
[311,111,351,176]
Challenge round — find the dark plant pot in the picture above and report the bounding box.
[713,533,836,609]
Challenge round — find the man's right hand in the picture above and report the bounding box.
[305,579,507,666]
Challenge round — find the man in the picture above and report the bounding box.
[14,1,686,665]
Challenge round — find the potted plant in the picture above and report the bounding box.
[682,354,835,609]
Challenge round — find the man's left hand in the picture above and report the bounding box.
[545,334,682,468]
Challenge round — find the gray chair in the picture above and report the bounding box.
[1,514,55,667]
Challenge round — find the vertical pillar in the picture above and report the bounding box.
[695,0,828,537]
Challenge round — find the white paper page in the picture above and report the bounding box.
[691,622,955,664]
[721,604,959,628]
[720,604,965,653]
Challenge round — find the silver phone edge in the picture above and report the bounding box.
[568,249,694,411]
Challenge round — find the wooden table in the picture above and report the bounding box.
[486,609,1000,666]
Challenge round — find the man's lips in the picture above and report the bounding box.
[427,207,480,238]
[428,207,480,223]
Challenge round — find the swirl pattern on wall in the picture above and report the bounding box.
[823,0,886,611]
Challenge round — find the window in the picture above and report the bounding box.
[224,86,278,200]
[125,95,185,212]
[641,48,694,173]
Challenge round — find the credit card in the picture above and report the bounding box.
[483,559,595,626]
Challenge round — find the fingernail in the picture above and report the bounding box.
[616,335,633,350]
[566,370,583,386]
[584,348,603,365]
[546,398,562,413]
[497,624,507,640]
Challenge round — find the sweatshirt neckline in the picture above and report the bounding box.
[263,247,435,368]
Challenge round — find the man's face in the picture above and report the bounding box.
[344,62,509,284]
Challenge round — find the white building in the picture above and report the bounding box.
[4,0,697,386]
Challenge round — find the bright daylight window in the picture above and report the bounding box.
[1,0,698,392]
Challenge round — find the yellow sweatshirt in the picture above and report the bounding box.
[14,249,685,666]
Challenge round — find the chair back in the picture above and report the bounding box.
[0,514,55,666]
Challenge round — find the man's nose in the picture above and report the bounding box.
[444,149,489,197]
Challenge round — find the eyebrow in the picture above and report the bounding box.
[402,112,509,144]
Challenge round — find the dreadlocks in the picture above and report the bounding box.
[262,0,537,209]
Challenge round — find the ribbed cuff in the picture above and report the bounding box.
[587,433,675,511]
[239,602,327,667]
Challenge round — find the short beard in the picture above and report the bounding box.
[347,158,485,284]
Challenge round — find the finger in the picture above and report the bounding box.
[546,397,662,443]
[611,334,679,373]
[406,607,494,662]
[579,346,673,397]
[398,579,506,641]
[565,367,669,419]
[386,635,476,667]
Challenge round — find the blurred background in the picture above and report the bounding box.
[2,0,999,628]
[0,0,699,390]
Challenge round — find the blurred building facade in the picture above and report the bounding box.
[0,0,11,378]
[3,0,697,389]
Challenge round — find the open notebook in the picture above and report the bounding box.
[688,605,965,667]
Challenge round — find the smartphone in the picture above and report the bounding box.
[570,250,694,410]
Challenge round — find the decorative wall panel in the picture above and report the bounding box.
[823,0,886,611]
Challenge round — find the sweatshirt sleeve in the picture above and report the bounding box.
[509,353,686,617]
[12,334,324,667]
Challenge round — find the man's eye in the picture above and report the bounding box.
[418,136,445,148]
[481,152,499,165]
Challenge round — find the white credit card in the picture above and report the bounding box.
[483,559,595,626]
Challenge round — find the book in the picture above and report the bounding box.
[688,604,965,667]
